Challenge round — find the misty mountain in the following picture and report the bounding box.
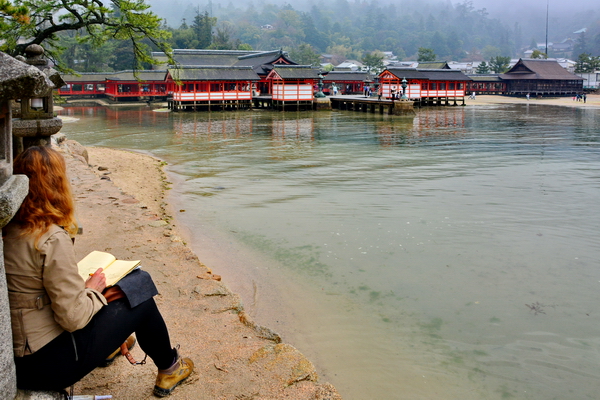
[58,0,599,71]
[147,0,600,42]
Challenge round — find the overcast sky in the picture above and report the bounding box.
[471,0,598,15]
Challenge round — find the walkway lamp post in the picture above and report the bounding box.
[401,77,408,100]
[315,73,326,98]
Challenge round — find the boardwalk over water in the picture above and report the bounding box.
[329,95,416,115]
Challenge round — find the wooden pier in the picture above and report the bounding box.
[330,96,415,115]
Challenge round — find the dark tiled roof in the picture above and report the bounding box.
[500,59,584,81]
[105,70,168,81]
[153,50,257,67]
[234,50,288,65]
[60,72,110,82]
[416,61,450,69]
[167,66,260,81]
[62,70,168,82]
[234,50,297,75]
[385,68,471,81]
[468,75,503,82]
[271,65,321,79]
[153,49,297,71]
[323,71,371,81]
[385,68,426,80]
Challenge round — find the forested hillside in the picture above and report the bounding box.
[55,0,600,72]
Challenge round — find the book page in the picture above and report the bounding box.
[103,259,141,287]
[77,251,116,281]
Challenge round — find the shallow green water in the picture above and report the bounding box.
[59,104,600,399]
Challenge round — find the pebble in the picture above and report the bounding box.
[148,220,168,227]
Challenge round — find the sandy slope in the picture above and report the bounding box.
[58,141,341,400]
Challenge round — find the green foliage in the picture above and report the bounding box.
[170,26,198,49]
[482,45,501,60]
[287,44,320,66]
[57,31,117,72]
[417,47,436,62]
[590,33,600,57]
[475,61,490,74]
[0,0,29,35]
[237,43,253,51]
[489,56,511,73]
[0,0,174,72]
[572,31,588,59]
[210,22,235,50]
[322,63,335,72]
[531,49,547,59]
[575,53,600,73]
[192,10,215,49]
[362,51,384,73]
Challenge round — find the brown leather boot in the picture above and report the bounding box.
[153,356,194,397]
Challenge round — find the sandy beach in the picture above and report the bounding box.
[56,140,341,399]
[466,93,600,108]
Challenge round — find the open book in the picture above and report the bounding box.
[78,251,141,287]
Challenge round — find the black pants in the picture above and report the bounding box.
[15,298,176,391]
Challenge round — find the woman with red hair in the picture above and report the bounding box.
[3,146,193,397]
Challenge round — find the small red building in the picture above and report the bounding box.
[58,73,107,97]
[467,75,507,95]
[103,70,168,100]
[166,66,259,110]
[379,68,471,105]
[266,65,321,110]
[58,71,168,101]
[153,49,298,96]
[322,71,373,95]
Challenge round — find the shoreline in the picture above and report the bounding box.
[61,93,600,111]
[58,140,342,399]
[465,93,600,108]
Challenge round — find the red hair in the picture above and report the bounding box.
[13,146,77,241]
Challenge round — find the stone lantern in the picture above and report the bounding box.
[11,44,64,154]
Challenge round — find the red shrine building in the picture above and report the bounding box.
[266,65,321,110]
[58,70,168,100]
[378,67,472,106]
[58,49,318,110]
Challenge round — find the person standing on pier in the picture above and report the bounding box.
[377,85,383,101]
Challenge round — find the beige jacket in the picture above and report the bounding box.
[3,223,106,357]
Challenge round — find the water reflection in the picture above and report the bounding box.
[173,112,254,138]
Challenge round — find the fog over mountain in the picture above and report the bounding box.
[146,0,600,30]
[144,0,600,59]
[472,0,600,40]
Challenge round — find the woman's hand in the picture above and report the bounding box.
[85,268,106,292]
